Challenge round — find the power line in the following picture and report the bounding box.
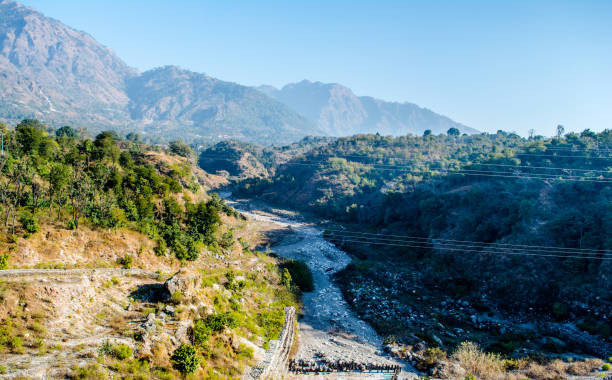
[324,237,612,260]
[307,153,612,173]
[514,152,612,159]
[524,146,612,153]
[469,162,611,173]
[200,151,612,172]
[279,162,612,183]
[295,160,610,179]
[325,230,611,255]
[309,150,612,161]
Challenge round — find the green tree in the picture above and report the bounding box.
[15,119,45,155]
[93,131,120,162]
[118,151,134,169]
[126,132,141,142]
[447,127,461,136]
[55,126,77,138]
[188,201,221,244]
[48,163,72,220]
[169,140,193,158]
[556,124,565,138]
[171,344,200,374]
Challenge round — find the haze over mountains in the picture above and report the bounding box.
[258,80,477,136]
[0,0,473,144]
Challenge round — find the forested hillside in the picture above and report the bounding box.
[0,119,302,379]
[233,129,612,359]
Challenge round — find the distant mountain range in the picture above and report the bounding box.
[0,0,474,144]
[257,80,477,136]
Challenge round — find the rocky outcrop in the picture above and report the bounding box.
[244,306,296,379]
[544,322,612,358]
[164,268,201,300]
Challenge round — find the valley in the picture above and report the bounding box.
[0,1,611,379]
[210,130,612,379]
[225,196,419,378]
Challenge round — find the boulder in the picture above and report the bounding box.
[165,268,201,300]
[175,320,192,344]
[431,361,466,379]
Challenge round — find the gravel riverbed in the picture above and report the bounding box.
[226,198,419,379]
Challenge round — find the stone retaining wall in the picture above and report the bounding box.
[245,306,296,379]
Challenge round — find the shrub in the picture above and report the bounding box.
[238,237,250,251]
[503,358,524,371]
[219,231,234,249]
[169,140,193,158]
[191,319,211,348]
[9,336,23,352]
[281,268,292,288]
[552,302,568,320]
[567,358,604,376]
[280,260,314,292]
[171,291,185,304]
[417,347,446,370]
[154,239,167,257]
[118,255,133,269]
[67,219,76,230]
[72,363,108,379]
[171,344,200,374]
[0,254,8,269]
[100,341,133,360]
[452,342,503,380]
[236,344,254,361]
[111,343,133,360]
[464,375,476,380]
[204,313,238,332]
[256,309,285,341]
[225,270,235,286]
[19,211,40,234]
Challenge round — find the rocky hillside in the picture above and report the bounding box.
[258,80,477,136]
[0,1,318,145]
[0,0,135,128]
[0,120,303,379]
[127,66,317,144]
[1,1,474,145]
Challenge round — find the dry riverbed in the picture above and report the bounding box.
[226,198,419,379]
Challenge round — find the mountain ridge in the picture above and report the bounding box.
[0,0,318,144]
[0,0,473,145]
[258,80,477,136]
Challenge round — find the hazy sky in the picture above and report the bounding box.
[21,0,612,136]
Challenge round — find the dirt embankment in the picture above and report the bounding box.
[0,269,167,379]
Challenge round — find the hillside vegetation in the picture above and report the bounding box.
[231,129,612,373]
[0,119,302,379]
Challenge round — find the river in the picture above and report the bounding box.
[224,195,418,379]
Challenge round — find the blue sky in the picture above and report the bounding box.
[21,0,612,137]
